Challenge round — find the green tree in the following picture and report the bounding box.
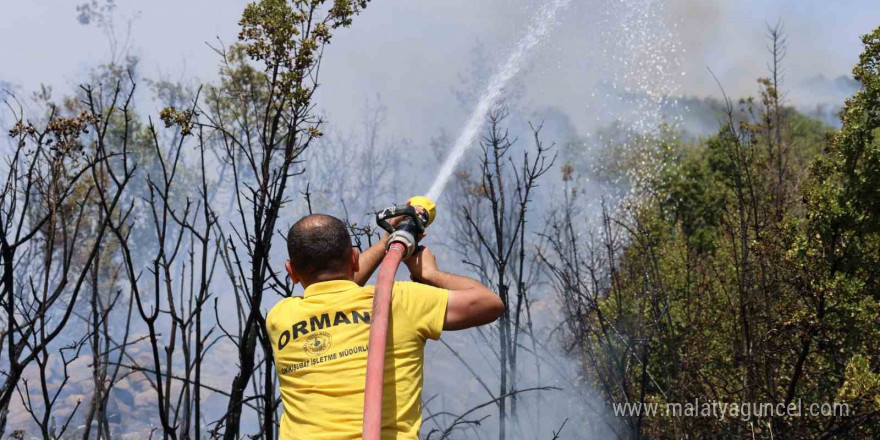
[789,25,880,433]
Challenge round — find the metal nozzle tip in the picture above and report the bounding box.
[407,196,437,226]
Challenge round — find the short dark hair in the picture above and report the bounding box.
[286,214,352,279]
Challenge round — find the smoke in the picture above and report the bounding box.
[792,74,860,127]
[662,0,875,106]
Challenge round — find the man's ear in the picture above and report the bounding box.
[285,260,301,285]
[350,247,360,274]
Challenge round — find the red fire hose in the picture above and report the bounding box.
[362,242,406,440]
[364,197,435,440]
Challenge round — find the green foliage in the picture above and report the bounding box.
[158,106,194,136]
[839,354,880,411]
[655,142,724,252]
[237,0,367,95]
[801,26,880,288]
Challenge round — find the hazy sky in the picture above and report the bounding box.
[2,0,879,139]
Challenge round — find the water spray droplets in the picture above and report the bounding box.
[584,0,685,205]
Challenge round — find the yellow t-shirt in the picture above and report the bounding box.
[266,279,449,440]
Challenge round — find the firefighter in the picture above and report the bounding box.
[267,213,503,439]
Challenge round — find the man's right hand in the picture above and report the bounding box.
[404,246,439,283]
[404,246,504,331]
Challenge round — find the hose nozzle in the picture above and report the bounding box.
[376,195,437,259]
[407,196,436,227]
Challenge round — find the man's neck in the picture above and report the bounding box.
[300,273,354,290]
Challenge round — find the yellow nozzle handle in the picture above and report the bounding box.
[407,196,436,227]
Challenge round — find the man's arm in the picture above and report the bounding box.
[353,212,414,285]
[353,234,389,286]
[405,247,503,331]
